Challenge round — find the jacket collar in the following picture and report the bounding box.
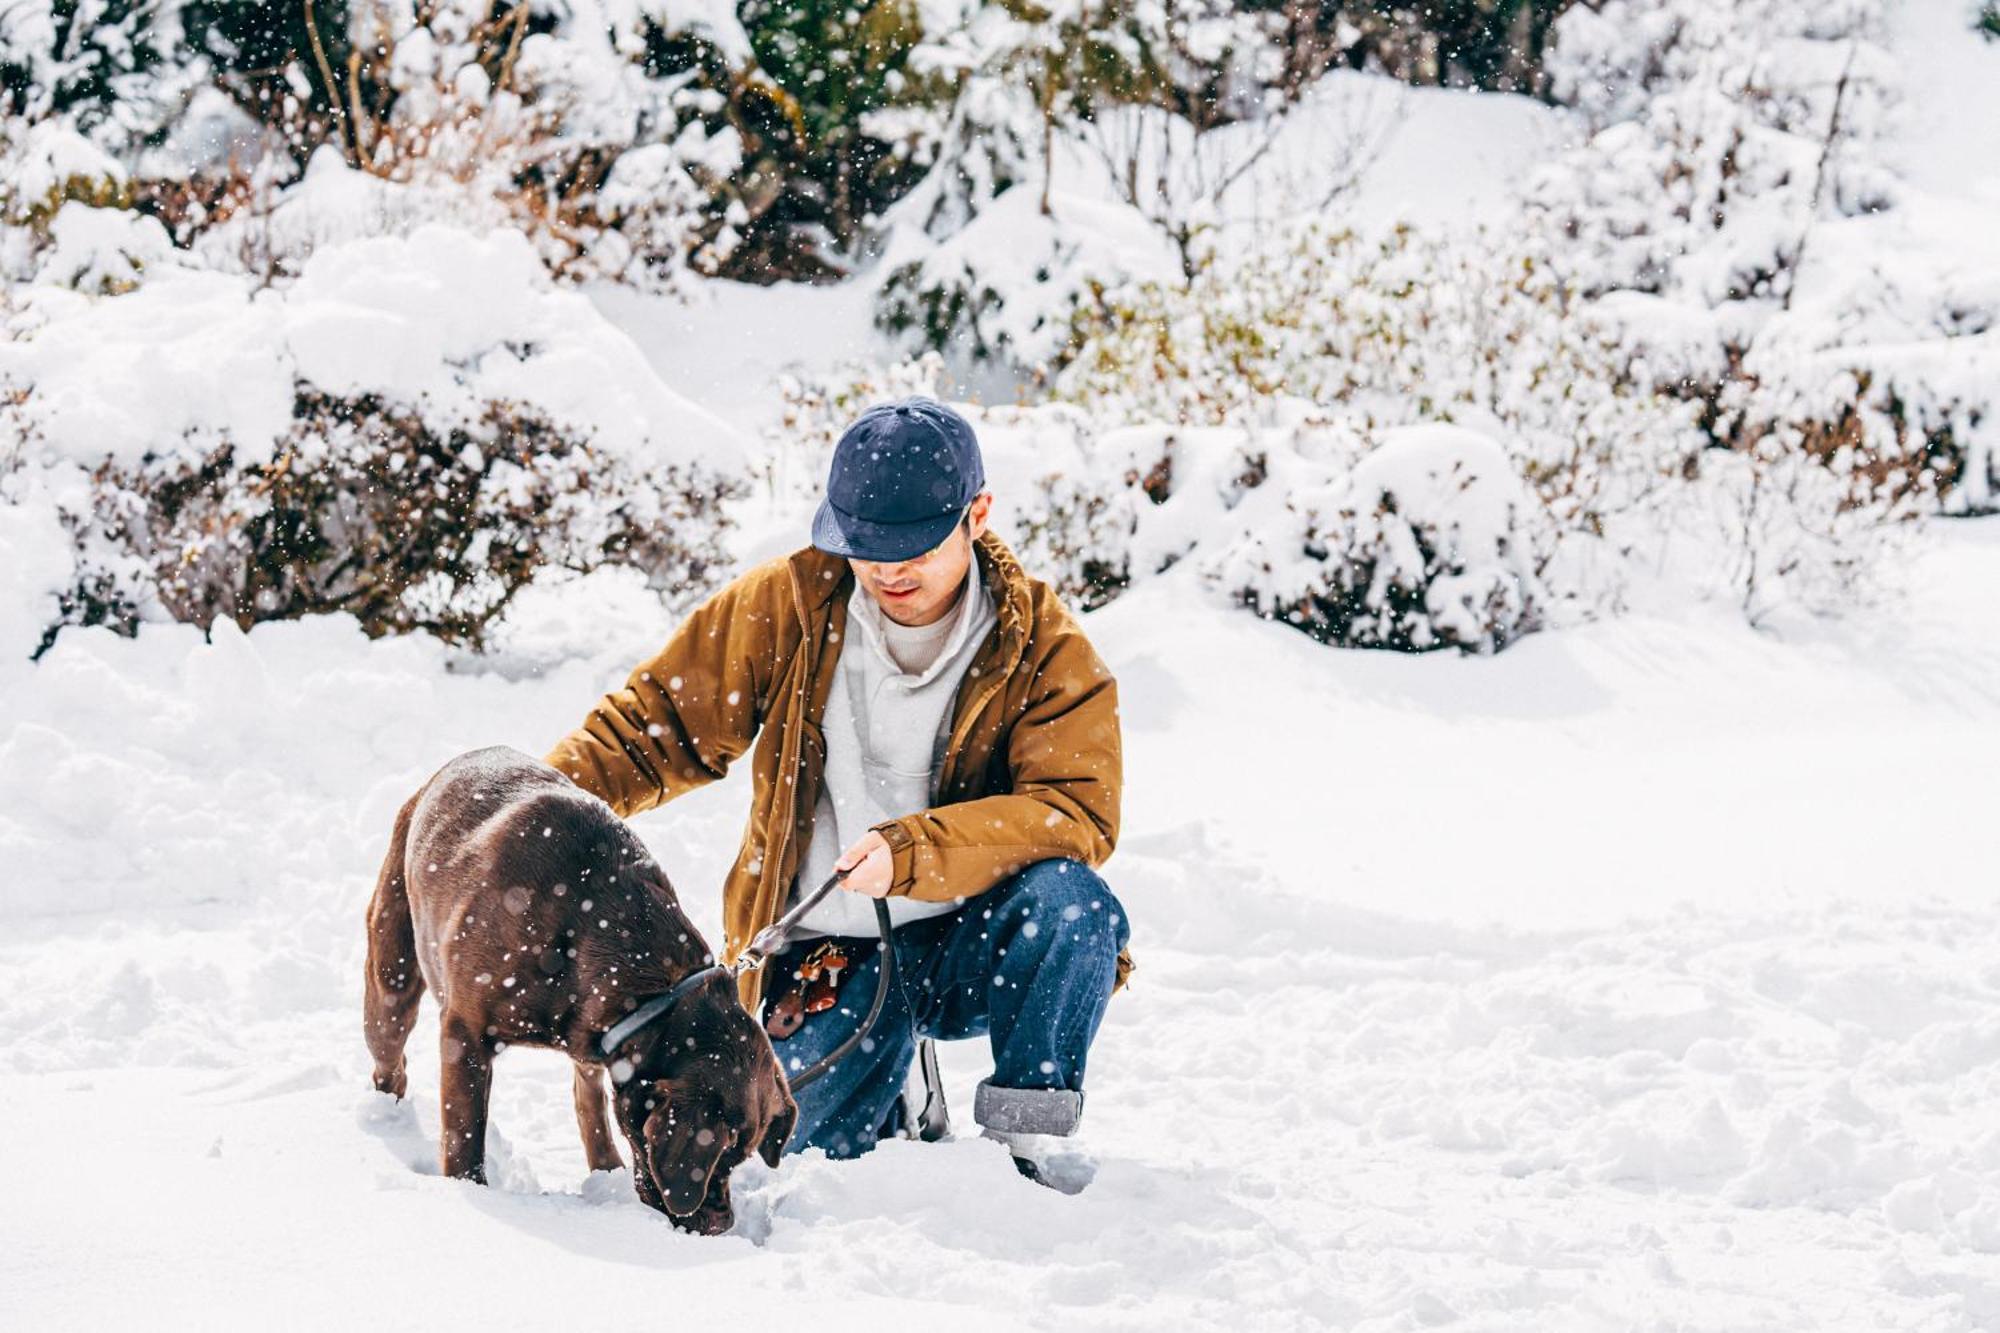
[788,544,851,618]
[973,529,1033,655]
[786,530,1033,668]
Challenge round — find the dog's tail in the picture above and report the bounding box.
[363,791,426,1099]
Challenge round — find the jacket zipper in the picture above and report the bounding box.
[935,542,1027,797]
[744,562,821,959]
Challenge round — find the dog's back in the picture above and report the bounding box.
[406,744,626,896]
[400,746,673,1017]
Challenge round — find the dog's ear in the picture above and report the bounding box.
[759,1092,798,1168]
[644,1101,733,1218]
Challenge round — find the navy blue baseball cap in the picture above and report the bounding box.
[811,396,986,562]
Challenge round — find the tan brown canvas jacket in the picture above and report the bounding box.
[544,531,1128,1012]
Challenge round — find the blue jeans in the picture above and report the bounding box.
[770,857,1130,1159]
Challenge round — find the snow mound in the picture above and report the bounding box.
[2,223,745,471]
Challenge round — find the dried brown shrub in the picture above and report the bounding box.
[47,388,740,654]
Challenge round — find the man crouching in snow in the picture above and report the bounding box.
[544,396,1130,1191]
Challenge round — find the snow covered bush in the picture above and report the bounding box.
[31,201,173,293]
[875,185,1184,369]
[54,390,737,649]
[976,403,1147,610]
[169,2,755,293]
[1056,218,1696,541]
[871,1,1322,369]
[0,120,132,260]
[1531,0,1999,515]
[1686,429,1921,626]
[0,0,197,156]
[1210,425,1553,653]
[973,405,1559,651]
[866,0,1236,369]
[871,63,1395,372]
[1,224,746,656]
[0,1,763,293]
[978,196,1925,636]
[866,0,1584,372]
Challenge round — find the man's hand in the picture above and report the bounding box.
[835,831,895,898]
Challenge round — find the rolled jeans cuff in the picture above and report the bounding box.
[974,1078,1083,1136]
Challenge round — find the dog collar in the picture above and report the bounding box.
[597,964,725,1060]
[594,869,855,1067]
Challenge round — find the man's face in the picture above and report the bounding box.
[850,492,993,627]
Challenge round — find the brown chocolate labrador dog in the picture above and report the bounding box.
[363,746,795,1235]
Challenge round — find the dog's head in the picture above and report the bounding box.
[617,996,797,1235]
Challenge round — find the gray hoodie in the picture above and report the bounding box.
[789,561,998,938]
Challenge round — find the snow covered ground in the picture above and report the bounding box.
[4,494,1998,1329]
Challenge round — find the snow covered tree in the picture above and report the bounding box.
[874,0,1288,365]
[177,0,361,159]
[0,0,192,151]
[722,0,932,278]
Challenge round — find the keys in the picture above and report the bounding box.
[763,941,853,1039]
[800,943,850,1014]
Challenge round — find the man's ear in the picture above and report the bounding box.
[965,490,994,542]
[643,1101,732,1218]
[759,1095,799,1168]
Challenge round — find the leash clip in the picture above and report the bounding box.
[731,866,849,976]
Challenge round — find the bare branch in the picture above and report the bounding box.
[301,0,353,165]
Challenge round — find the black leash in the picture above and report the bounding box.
[785,896,894,1092]
[597,869,897,1093]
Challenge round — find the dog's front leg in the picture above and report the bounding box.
[438,1011,493,1184]
[611,1094,669,1214]
[571,1062,624,1174]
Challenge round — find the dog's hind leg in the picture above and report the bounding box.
[364,793,426,1100]
[571,1061,624,1173]
[438,1010,493,1183]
